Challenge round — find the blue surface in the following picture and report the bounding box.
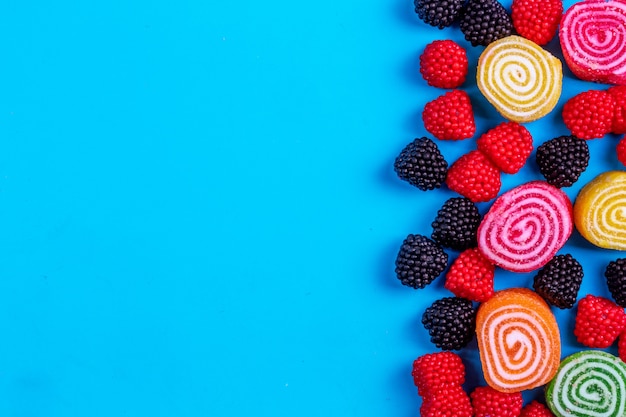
[0,0,624,416]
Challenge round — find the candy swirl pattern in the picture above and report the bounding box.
[574,171,626,250]
[477,35,562,123]
[546,351,626,417]
[477,181,573,273]
[476,288,560,393]
[559,0,626,85]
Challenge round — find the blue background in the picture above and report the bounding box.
[0,0,624,416]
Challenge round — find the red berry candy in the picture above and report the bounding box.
[470,386,523,417]
[420,40,468,89]
[412,351,465,395]
[574,294,626,348]
[511,0,563,45]
[619,330,626,363]
[445,248,495,302]
[446,150,501,203]
[617,135,626,167]
[520,401,556,417]
[609,86,626,134]
[562,90,616,139]
[422,89,476,140]
[421,385,473,417]
[477,122,534,174]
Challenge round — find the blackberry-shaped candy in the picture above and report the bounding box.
[605,258,626,308]
[394,137,448,191]
[422,296,476,350]
[536,135,590,188]
[432,197,481,251]
[395,234,448,289]
[414,0,464,29]
[460,0,514,46]
[533,254,583,309]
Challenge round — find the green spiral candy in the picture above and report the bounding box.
[546,351,626,417]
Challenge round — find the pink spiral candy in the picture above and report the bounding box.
[559,0,626,85]
[477,181,573,273]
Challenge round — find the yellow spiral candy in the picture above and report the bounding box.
[477,35,562,123]
[574,171,626,250]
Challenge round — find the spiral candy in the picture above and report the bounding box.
[560,0,626,85]
[477,181,573,273]
[574,171,626,250]
[546,350,626,417]
[476,288,561,393]
[477,35,562,123]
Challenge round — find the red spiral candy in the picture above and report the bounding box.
[477,181,573,273]
[559,0,626,85]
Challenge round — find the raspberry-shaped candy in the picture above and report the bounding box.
[393,137,448,191]
[446,150,501,203]
[470,386,523,417]
[617,135,626,167]
[422,90,475,140]
[414,0,464,28]
[412,352,465,395]
[421,385,473,417]
[535,135,590,188]
[422,296,476,350]
[520,401,555,417]
[605,258,626,308]
[562,90,616,139]
[512,0,563,45]
[420,40,468,89]
[609,86,626,134]
[431,197,481,251]
[574,294,626,348]
[395,234,448,289]
[533,254,583,309]
[445,248,495,302]
[459,0,514,46]
[476,122,533,174]
[619,330,626,363]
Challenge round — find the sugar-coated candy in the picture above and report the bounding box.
[574,294,626,348]
[574,171,626,250]
[471,385,523,417]
[477,181,573,273]
[559,0,626,85]
[476,288,561,393]
[546,350,626,417]
[477,35,562,123]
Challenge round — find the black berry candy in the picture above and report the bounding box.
[459,0,514,46]
[414,0,464,29]
[395,234,448,289]
[536,135,590,188]
[422,297,476,350]
[605,258,626,308]
[431,197,481,251]
[393,137,448,191]
[533,254,583,309]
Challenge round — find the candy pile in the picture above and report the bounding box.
[395,0,626,415]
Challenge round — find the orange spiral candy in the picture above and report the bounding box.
[476,288,561,393]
